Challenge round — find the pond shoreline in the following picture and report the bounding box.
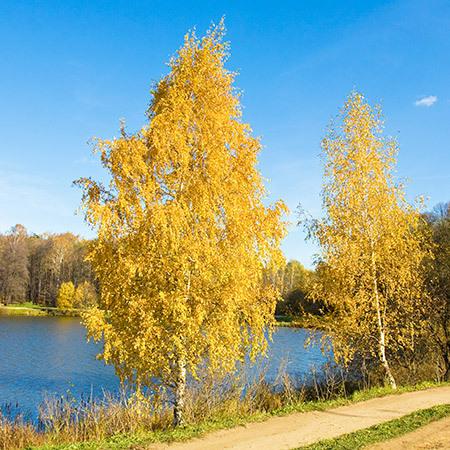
[0,308,308,325]
[0,316,325,421]
[0,305,82,317]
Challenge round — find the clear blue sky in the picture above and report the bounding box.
[1,0,449,267]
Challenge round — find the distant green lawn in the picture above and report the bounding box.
[0,302,47,316]
[10,301,42,309]
[0,302,82,316]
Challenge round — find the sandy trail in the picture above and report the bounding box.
[368,416,450,449]
[145,386,450,450]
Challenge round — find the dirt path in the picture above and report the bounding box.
[368,416,450,449]
[145,386,450,450]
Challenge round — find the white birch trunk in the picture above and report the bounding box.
[371,249,397,389]
[173,356,187,426]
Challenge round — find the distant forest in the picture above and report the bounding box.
[0,225,95,307]
[1,199,449,317]
[0,223,315,313]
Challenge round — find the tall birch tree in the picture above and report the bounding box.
[307,92,429,388]
[77,21,286,425]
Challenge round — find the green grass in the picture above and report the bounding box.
[0,303,47,316]
[274,315,303,328]
[275,314,294,323]
[274,314,335,331]
[30,381,449,450]
[297,403,450,449]
[10,301,42,309]
[0,303,83,317]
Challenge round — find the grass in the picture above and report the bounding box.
[0,303,82,317]
[0,304,47,316]
[297,403,450,449]
[274,314,335,331]
[21,381,449,450]
[10,302,42,309]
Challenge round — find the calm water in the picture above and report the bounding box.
[0,316,327,418]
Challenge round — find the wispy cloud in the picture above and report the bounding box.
[414,95,438,107]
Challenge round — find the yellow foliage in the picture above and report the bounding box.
[308,92,431,387]
[74,281,97,308]
[77,20,287,414]
[57,281,75,309]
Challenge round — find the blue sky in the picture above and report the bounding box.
[0,0,449,267]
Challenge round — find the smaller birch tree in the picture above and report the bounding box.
[306,92,430,388]
[57,281,75,309]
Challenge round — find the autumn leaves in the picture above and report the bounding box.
[305,93,431,389]
[78,21,286,425]
[77,22,432,424]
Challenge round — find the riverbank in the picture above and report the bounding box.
[1,309,306,322]
[0,310,301,324]
[0,309,321,325]
[0,303,82,317]
[3,381,448,450]
[275,314,332,330]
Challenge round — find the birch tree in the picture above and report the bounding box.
[307,92,429,388]
[77,21,286,425]
[57,281,75,309]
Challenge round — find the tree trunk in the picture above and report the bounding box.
[173,356,187,427]
[371,249,397,389]
[444,362,450,382]
[377,318,397,389]
[173,267,191,427]
[444,342,450,381]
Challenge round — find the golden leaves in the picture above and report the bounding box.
[56,281,75,309]
[309,92,430,368]
[77,22,286,389]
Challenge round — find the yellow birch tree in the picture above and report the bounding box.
[74,281,97,308]
[77,21,286,425]
[307,92,430,388]
[57,281,75,309]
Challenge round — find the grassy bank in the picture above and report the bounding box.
[275,315,333,330]
[2,380,447,450]
[0,303,82,317]
[299,403,450,449]
[0,305,47,316]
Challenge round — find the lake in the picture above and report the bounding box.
[0,316,327,419]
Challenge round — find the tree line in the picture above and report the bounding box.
[0,225,96,307]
